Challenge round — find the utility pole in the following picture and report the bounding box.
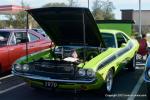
[139,0,142,37]
[88,0,89,9]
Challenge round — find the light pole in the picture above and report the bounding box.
[88,0,89,9]
[139,0,142,37]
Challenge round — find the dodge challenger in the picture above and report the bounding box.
[12,7,139,94]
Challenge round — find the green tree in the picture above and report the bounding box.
[14,11,27,28]
[42,3,67,7]
[42,0,78,8]
[92,0,104,20]
[0,20,4,28]
[14,11,39,28]
[5,14,14,28]
[92,0,115,20]
[4,1,38,28]
[68,0,78,7]
[102,0,115,20]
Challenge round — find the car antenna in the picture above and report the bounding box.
[25,12,29,62]
[82,9,86,68]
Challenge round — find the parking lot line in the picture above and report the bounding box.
[0,82,26,94]
[0,74,13,80]
[127,71,144,100]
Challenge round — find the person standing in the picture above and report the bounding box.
[138,34,148,59]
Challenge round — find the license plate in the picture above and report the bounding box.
[44,81,58,88]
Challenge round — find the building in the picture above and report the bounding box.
[0,5,29,14]
[121,9,150,34]
[0,5,32,28]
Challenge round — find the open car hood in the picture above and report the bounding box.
[27,7,105,47]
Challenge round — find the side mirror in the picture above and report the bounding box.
[121,43,126,48]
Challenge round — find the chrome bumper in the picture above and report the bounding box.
[12,72,96,84]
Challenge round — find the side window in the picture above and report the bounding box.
[29,33,40,42]
[122,33,129,42]
[14,32,28,44]
[0,31,10,46]
[116,33,126,48]
[9,34,16,45]
[101,33,116,48]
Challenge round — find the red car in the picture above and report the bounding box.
[0,29,52,73]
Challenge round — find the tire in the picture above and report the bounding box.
[102,69,114,94]
[127,55,136,72]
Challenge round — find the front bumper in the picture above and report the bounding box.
[12,71,102,90]
[13,72,96,84]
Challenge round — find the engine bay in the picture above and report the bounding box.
[26,46,105,77]
[53,46,103,63]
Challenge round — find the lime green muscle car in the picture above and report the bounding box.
[12,7,139,93]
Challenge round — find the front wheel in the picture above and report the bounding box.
[127,55,136,72]
[101,69,114,94]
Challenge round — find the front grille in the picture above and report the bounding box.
[30,60,78,80]
[34,64,74,74]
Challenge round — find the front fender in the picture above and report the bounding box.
[14,48,51,64]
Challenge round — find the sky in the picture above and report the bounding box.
[0,0,150,19]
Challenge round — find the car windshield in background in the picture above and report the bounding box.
[101,33,116,48]
[32,28,45,34]
[0,31,10,46]
[32,28,50,39]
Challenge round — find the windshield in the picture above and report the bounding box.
[101,32,116,48]
[0,31,10,46]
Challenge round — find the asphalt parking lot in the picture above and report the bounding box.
[0,62,147,100]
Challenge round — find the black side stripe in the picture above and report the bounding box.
[97,41,133,71]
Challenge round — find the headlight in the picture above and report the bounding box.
[22,64,30,72]
[14,64,22,71]
[78,69,86,76]
[86,69,95,77]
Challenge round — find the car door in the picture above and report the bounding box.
[8,32,27,70]
[0,31,11,72]
[28,31,51,54]
[28,32,42,54]
[115,32,130,69]
[8,31,46,68]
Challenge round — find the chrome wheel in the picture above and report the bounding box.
[106,70,113,92]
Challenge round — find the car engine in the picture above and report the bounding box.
[27,46,104,79]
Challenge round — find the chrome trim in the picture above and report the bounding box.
[13,72,96,84]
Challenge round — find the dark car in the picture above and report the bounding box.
[144,55,150,99]
[0,29,52,73]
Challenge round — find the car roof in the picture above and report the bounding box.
[0,29,34,32]
[0,29,38,34]
[100,29,125,35]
